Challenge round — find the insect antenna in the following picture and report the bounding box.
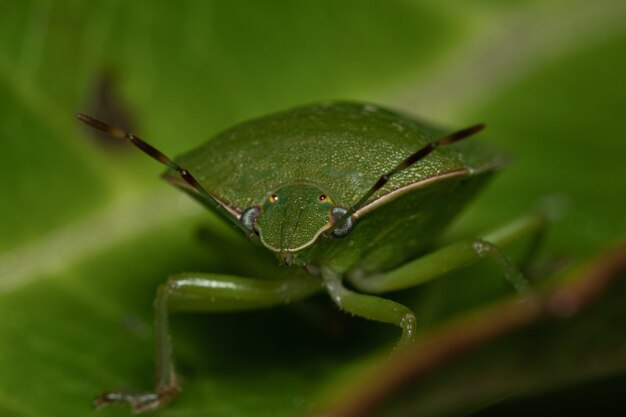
[76,113,246,230]
[329,123,485,233]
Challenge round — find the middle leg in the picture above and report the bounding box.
[348,213,546,294]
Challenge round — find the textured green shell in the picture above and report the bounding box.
[166,102,506,216]
[163,101,508,272]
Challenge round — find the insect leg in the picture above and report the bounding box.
[348,213,547,294]
[321,267,417,348]
[93,272,321,413]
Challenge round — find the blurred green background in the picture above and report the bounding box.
[1,1,625,416]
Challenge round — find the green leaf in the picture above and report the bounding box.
[1,1,625,416]
[317,241,626,417]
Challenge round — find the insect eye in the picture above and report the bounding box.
[241,206,261,235]
[318,194,328,202]
[330,207,354,238]
[269,194,278,203]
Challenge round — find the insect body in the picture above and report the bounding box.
[77,102,544,412]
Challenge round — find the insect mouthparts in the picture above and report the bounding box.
[279,251,295,265]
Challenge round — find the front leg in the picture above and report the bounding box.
[321,268,417,348]
[94,272,321,413]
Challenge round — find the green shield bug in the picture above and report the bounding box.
[76,102,545,412]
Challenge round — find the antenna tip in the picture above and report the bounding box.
[76,112,89,122]
[75,113,126,138]
[442,123,486,145]
[76,112,100,129]
[469,123,486,134]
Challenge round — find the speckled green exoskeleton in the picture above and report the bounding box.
[77,102,545,412]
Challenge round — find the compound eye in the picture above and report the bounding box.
[330,206,354,238]
[241,206,261,235]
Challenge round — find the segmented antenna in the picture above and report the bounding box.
[329,123,485,233]
[76,113,245,229]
